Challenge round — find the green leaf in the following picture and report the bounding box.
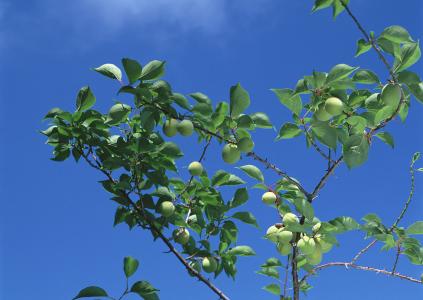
[230,83,251,117]
[375,132,394,148]
[394,42,421,72]
[93,63,122,81]
[409,82,423,104]
[398,71,421,85]
[124,256,139,278]
[73,286,108,299]
[122,58,142,84]
[223,175,246,186]
[293,198,314,221]
[238,165,264,182]
[257,267,279,279]
[251,112,272,128]
[232,211,259,228]
[221,220,238,243]
[106,103,131,125]
[325,64,358,85]
[332,0,349,19]
[261,257,282,267]
[76,86,96,112]
[262,283,281,295]
[407,221,423,235]
[310,121,338,149]
[329,216,360,233]
[276,123,302,140]
[271,88,302,116]
[228,245,256,256]
[312,0,333,12]
[380,25,413,44]
[230,188,249,208]
[343,134,369,169]
[355,39,372,57]
[140,60,165,80]
[190,92,211,104]
[130,281,159,298]
[171,93,191,110]
[352,69,380,84]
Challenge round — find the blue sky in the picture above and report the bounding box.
[1,0,423,299]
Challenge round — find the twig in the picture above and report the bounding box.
[79,147,231,300]
[391,155,417,229]
[246,151,311,199]
[291,247,300,300]
[282,255,290,298]
[309,156,344,201]
[302,125,335,163]
[351,239,378,264]
[300,262,421,285]
[391,244,401,275]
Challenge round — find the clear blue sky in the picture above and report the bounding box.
[1,0,422,299]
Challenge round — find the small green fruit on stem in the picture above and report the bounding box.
[222,144,241,164]
[163,118,179,137]
[283,213,299,225]
[277,243,292,256]
[237,137,255,153]
[173,228,190,245]
[177,120,194,136]
[188,161,203,176]
[202,257,218,273]
[324,97,344,116]
[262,191,277,205]
[158,201,175,217]
[297,235,316,255]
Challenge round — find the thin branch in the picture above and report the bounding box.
[340,1,395,80]
[302,125,335,164]
[79,147,231,300]
[282,255,290,299]
[391,245,401,275]
[351,239,378,264]
[291,246,300,300]
[391,155,417,229]
[246,151,311,199]
[300,262,421,285]
[309,156,343,201]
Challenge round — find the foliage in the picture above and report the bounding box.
[41,0,423,299]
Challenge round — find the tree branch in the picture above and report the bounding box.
[300,262,421,285]
[351,239,378,264]
[78,147,231,300]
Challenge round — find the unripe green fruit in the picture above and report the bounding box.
[277,230,293,244]
[297,236,317,255]
[237,137,255,153]
[202,257,218,273]
[266,225,280,242]
[188,161,203,176]
[381,83,401,108]
[306,247,323,265]
[315,236,333,253]
[277,243,292,256]
[187,214,198,224]
[312,222,322,233]
[222,144,241,164]
[262,192,277,205]
[315,106,332,122]
[158,201,175,217]
[283,213,299,226]
[324,97,344,116]
[173,228,190,245]
[163,118,179,137]
[177,120,194,136]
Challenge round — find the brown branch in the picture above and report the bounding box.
[351,239,378,264]
[246,151,311,199]
[391,154,417,229]
[309,156,344,201]
[300,262,421,285]
[79,147,231,300]
[291,246,300,300]
[340,1,395,80]
[391,245,401,275]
